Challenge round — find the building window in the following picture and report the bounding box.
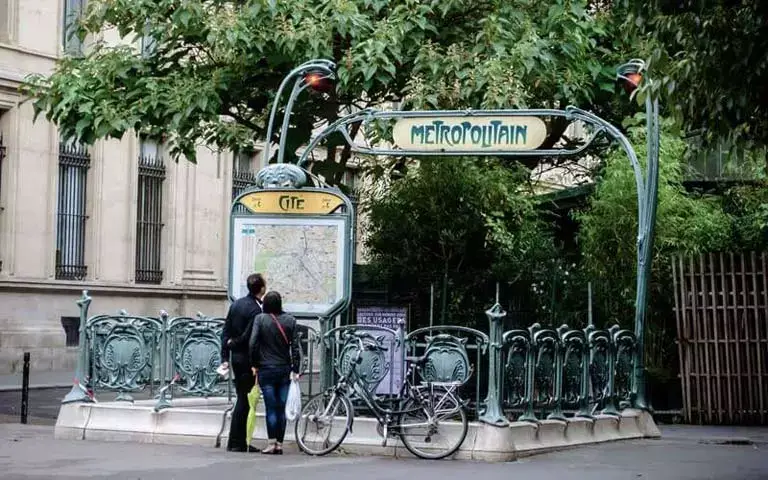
[61,316,80,347]
[232,149,258,214]
[0,132,5,207]
[140,22,156,58]
[342,165,358,195]
[0,0,14,43]
[56,140,90,280]
[135,139,165,284]
[0,132,5,272]
[63,0,85,55]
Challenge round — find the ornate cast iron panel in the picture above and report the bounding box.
[86,314,162,402]
[420,334,471,385]
[335,330,391,395]
[167,316,225,397]
[502,330,530,409]
[499,323,636,423]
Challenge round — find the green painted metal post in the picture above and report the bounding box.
[62,290,93,404]
[261,59,335,164]
[518,323,540,423]
[547,325,568,421]
[632,95,660,411]
[159,310,168,388]
[576,324,595,418]
[479,303,508,426]
[396,318,406,398]
[617,59,660,412]
[319,315,333,391]
[601,325,620,416]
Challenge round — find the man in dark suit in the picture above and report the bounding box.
[222,273,265,452]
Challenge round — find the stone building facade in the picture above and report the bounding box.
[0,0,304,374]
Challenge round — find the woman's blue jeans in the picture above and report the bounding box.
[257,366,291,443]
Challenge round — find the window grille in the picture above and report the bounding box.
[62,0,84,55]
[232,150,258,214]
[56,141,90,280]
[0,133,5,272]
[61,317,80,347]
[0,132,5,207]
[135,142,165,284]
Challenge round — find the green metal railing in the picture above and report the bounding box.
[63,291,230,410]
[64,290,639,426]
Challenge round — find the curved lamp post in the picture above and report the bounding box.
[617,58,660,411]
[262,59,336,164]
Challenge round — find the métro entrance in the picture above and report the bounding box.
[229,58,659,411]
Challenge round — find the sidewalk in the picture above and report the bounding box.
[0,370,73,392]
[659,424,768,445]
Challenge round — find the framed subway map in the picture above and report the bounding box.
[230,215,348,317]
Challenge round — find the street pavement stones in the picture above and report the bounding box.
[0,371,73,392]
[0,387,154,425]
[0,423,767,480]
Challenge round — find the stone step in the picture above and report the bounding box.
[54,398,660,462]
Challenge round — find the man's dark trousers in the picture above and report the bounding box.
[227,363,255,450]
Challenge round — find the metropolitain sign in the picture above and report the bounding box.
[392,116,548,152]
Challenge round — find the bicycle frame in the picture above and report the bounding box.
[297,333,470,458]
[331,334,463,430]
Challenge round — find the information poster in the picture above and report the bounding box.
[355,306,408,395]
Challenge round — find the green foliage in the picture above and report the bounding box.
[576,119,732,378]
[364,158,552,325]
[578,120,731,324]
[625,0,768,150]
[22,0,627,179]
[721,184,768,251]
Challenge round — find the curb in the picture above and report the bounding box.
[0,383,72,393]
[698,437,757,446]
[662,435,766,446]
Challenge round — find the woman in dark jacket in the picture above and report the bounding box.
[249,291,300,454]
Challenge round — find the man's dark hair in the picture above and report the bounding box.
[246,273,266,297]
[262,291,284,315]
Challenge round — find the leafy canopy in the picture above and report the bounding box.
[364,157,553,323]
[577,118,732,327]
[23,0,625,177]
[626,0,768,150]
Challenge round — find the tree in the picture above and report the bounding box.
[576,119,732,388]
[23,0,628,184]
[625,0,768,151]
[364,157,552,327]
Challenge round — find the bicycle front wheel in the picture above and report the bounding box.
[398,387,468,460]
[295,390,353,456]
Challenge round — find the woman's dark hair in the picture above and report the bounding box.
[262,291,284,315]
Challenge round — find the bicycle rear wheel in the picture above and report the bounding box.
[398,387,468,460]
[295,389,353,456]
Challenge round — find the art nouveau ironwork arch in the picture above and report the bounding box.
[288,78,658,411]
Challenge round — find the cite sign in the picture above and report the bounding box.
[238,190,345,215]
[392,116,547,152]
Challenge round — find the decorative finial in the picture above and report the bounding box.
[255,163,308,189]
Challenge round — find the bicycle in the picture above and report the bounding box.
[295,331,469,460]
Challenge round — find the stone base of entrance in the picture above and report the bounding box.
[55,399,660,462]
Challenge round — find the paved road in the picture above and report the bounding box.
[0,388,68,424]
[1,423,767,480]
[0,387,156,424]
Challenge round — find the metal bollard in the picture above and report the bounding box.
[21,352,30,424]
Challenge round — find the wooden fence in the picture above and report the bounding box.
[672,252,768,425]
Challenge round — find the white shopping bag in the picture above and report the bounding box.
[285,378,302,421]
